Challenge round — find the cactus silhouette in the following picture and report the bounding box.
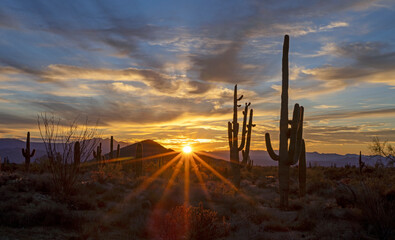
[22,132,35,172]
[228,86,254,187]
[265,35,305,208]
[116,144,120,159]
[93,142,102,164]
[74,141,80,168]
[135,142,143,177]
[110,136,114,160]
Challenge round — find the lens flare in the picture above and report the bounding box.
[183,146,192,153]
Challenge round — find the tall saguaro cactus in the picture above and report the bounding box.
[135,143,143,177]
[265,35,305,208]
[22,132,35,172]
[228,85,254,187]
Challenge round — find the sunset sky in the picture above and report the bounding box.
[0,0,394,154]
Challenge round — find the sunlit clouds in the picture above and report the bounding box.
[0,0,394,154]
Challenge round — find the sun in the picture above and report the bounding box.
[182,146,192,153]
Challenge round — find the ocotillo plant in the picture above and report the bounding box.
[228,86,253,187]
[359,151,365,175]
[22,132,35,172]
[93,142,102,164]
[241,109,255,169]
[265,35,305,208]
[135,143,143,177]
[74,141,80,168]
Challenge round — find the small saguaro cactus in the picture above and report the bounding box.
[93,142,102,163]
[22,132,36,172]
[358,151,365,175]
[135,142,143,177]
[74,141,80,168]
[116,144,120,159]
[265,35,305,208]
[228,85,254,187]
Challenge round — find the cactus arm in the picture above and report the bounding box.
[238,103,250,151]
[241,150,247,165]
[30,149,35,157]
[117,144,120,159]
[288,103,300,164]
[22,149,27,157]
[291,106,304,165]
[242,109,254,163]
[265,133,279,161]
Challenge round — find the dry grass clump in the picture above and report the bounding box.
[354,183,395,240]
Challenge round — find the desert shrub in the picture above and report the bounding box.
[306,171,334,197]
[160,203,229,240]
[0,201,83,229]
[246,207,275,225]
[37,114,98,196]
[335,183,357,208]
[292,202,334,231]
[314,220,362,240]
[264,219,289,232]
[90,163,124,184]
[67,195,97,210]
[354,183,395,240]
[324,167,356,181]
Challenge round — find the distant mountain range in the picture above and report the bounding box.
[0,138,389,166]
[0,138,129,164]
[203,150,389,167]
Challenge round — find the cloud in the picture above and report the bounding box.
[302,42,395,86]
[314,105,340,109]
[0,112,36,125]
[319,21,349,31]
[190,41,244,83]
[307,107,395,121]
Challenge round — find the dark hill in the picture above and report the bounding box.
[104,139,174,160]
